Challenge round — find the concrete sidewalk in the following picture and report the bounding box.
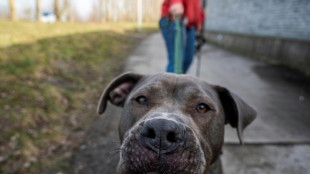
[125,33,310,173]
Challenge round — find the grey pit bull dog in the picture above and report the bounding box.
[97,72,256,174]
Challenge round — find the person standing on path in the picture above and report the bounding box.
[159,0,204,73]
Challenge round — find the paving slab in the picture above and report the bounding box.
[221,144,310,174]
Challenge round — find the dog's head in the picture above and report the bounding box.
[97,72,256,174]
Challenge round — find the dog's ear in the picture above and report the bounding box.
[97,72,144,115]
[214,85,257,144]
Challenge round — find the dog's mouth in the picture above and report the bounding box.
[120,146,203,174]
[118,126,206,174]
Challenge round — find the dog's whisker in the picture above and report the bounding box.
[107,151,119,157]
[110,140,121,146]
[113,147,122,151]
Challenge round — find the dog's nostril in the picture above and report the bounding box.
[167,132,177,143]
[141,126,156,139]
[147,128,156,139]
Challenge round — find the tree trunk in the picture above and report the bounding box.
[9,0,17,21]
[54,0,60,20]
[66,0,74,22]
[36,0,41,21]
[60,0,74,22]
[99,0,105,22]
[105,0,110,22]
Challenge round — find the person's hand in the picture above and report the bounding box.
[197,24,202,33]
[169,3,184,16]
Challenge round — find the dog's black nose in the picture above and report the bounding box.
[139,119,185,154]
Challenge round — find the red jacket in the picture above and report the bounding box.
[161,0,205,29]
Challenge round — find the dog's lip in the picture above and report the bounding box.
[146,172,159,174]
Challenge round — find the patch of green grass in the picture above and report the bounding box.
[0,20,157,174]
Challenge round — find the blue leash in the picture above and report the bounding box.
[174,16,183,74]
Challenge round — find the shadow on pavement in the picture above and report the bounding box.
[253,64,310,95]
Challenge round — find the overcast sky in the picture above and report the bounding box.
[0,0,99,21]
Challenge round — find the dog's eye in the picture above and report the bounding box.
[196,103,210,113]
[136,96,148,105]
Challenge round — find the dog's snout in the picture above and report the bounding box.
[139,119,185,154]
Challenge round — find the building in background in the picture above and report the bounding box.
[205,0,310,75]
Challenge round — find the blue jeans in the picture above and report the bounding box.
[159,17,196,73]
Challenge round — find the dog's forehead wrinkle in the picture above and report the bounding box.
[175,76,205,94]
[132,75,176,96]
[137,74,205,100]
